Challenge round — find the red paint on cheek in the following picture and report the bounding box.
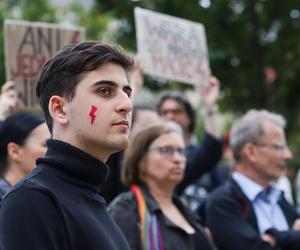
[89,105,97,124]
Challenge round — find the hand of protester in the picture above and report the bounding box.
[292,218,300,231]
[261,234,276,247]
[198,75,220,109]
[1,80,15,93]
[0,81,19,120]
[129,56,144,100]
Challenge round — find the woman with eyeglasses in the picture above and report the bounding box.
[108,121,216,250]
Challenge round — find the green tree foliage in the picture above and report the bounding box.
[0,0,57,85]
[94,0,300,151]
[1,0,300,162]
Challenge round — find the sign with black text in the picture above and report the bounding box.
[4,20,85,107]
[134,7,210,86]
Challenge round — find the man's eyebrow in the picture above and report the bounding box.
[91,80,132,93]
[91,80,118,87]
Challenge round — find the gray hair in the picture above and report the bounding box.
[230,109,286,162]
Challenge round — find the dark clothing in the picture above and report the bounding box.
[206,177,300,250]
[103,152,127,202]
[176,132,223,194]
[103,132,222,203]
[108,185,216,250]
[0,139,130,250]
[0,178,11,199]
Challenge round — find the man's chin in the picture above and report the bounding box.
[111,137,129,153]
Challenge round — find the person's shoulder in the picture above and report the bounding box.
[0,184,60,222]
[108,191,135,207]
[1,166,59,208]
[108,190,136,213]
[3,166,46,198]
[207,181,236,205]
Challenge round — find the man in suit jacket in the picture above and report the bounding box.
[206,109,300,250]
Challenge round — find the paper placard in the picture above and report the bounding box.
[134,7,210,86]
[4,19,85,107]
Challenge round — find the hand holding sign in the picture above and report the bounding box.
[0,81,19,120]
[199,75,220,109]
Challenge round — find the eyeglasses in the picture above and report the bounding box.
[254,142,289,151]
[147,146,186,157]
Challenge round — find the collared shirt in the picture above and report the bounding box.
[0,177,11,199]
[232,172,289,234]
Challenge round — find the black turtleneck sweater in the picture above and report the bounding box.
[0,139,130,250]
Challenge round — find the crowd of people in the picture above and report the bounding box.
[0,41,299,250]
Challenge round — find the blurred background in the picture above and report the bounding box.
[0,0,300,180]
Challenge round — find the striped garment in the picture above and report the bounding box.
[131,184,164,250]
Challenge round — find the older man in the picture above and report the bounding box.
[206,109,300,250]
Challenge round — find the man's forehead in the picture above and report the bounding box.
[161,99,183,108]
[81,67,129,88]
[262,120,284,137]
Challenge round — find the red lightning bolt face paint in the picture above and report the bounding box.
[89,105,97,124]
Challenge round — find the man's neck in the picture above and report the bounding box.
[235,163,270,188]
[51,135,109,164]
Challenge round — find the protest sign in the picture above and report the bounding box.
[134,7,210,86]
[4,20,85,107]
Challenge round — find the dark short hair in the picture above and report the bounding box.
[36,41,134,132]
[122,121,182,186]
[0,112,45,175]
[156,91,196,133]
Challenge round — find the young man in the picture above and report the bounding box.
[0,42,134,250]
[206,110,300,250]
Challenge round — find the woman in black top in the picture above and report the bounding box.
[109,121,216,250]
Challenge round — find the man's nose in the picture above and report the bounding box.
[283,146,293,161]
[115,92,133,113]
[164,111,175,121]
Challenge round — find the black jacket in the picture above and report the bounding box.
[108,185,216,250]
[206,177,300,250]
[176,132,223,194]
[0,139,130,250]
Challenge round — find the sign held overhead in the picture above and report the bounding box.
[134,7,210,86]
[4,20,85,108]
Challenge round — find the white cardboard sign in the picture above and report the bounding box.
[4,19,85,107]
[134,7,210,86]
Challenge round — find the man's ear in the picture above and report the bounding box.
[242,142,257,163]
[48,96,69,126]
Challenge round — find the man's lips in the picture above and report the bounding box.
[113,120,129,127]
